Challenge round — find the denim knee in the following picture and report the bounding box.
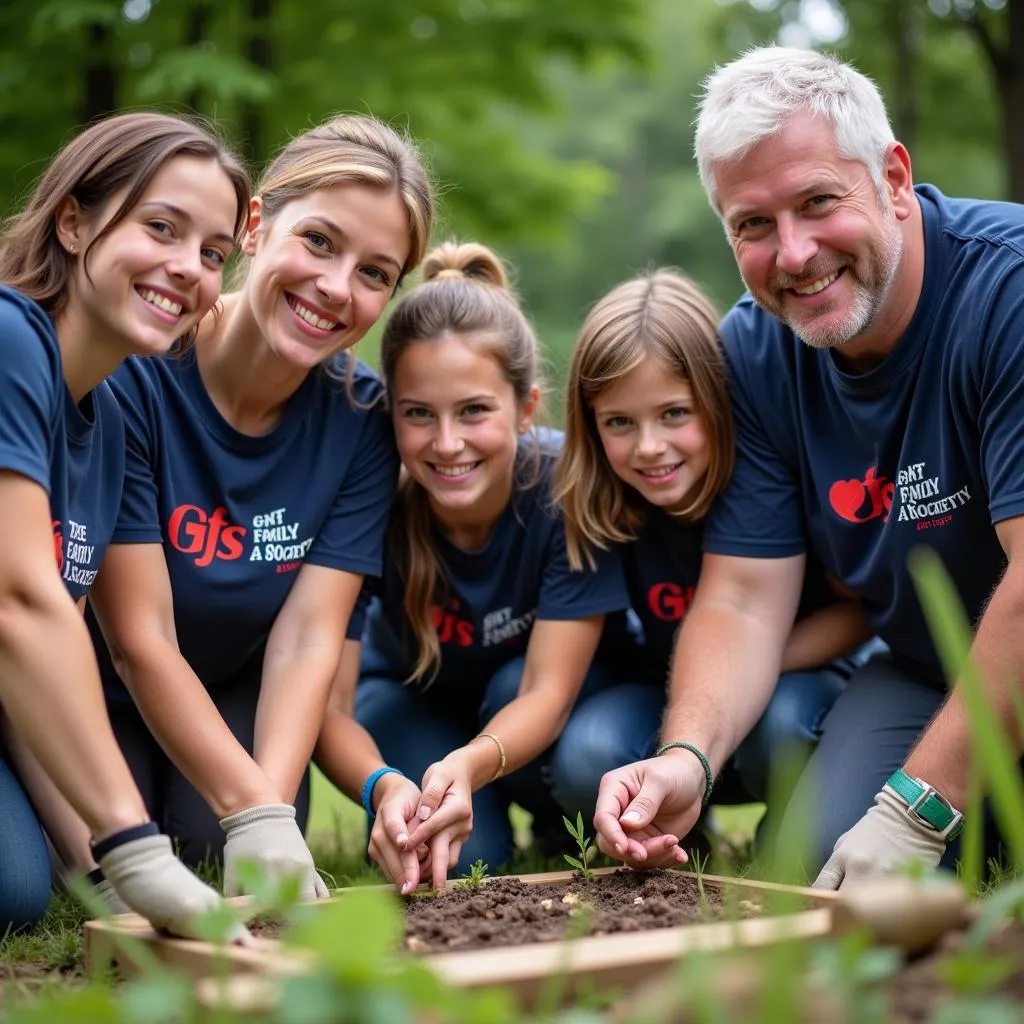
[733,667,847,803]
[549,683,663,820]
[0,761,52,931]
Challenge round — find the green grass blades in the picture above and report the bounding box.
[908,547,1024,870]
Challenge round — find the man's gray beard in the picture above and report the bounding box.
[785,222,905,351]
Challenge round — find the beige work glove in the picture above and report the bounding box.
[220,803,329,901]
[94,877,132,916]
[813,788,946,891]
[99,834,248,940]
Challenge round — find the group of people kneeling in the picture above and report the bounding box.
[2,44,1020,940]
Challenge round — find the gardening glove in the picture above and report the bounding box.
[220,802,329,901]
[99,834,249,941]
[814,788,946,891]
[94,877,132,916]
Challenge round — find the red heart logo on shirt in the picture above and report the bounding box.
[828,479,867,522]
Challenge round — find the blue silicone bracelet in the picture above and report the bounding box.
[361,766,404,818]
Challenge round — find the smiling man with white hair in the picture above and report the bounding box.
[593,45,1024,888]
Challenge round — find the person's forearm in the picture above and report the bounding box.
[781,600,871,673]
[120,640,276,818]
[904,566,1024,808]
[314,711,390,804]
[453,686,574,791]
[662,600,789,774]
[254,647,338,804]
[0,594,148,838]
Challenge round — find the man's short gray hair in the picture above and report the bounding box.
[694,46,895,210]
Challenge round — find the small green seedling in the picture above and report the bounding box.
[454,859,490,891]
[562,812,596,882]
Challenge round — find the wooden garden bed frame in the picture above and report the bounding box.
[85,867,839,1005]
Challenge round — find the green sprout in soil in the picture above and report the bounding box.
[454,860,489,891]
[563,812,596,882]
[690,849,712,918]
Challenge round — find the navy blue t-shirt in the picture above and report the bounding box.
[611,507,839,683]
[97,347,398,692]
[360,447,630,691]
[63,382,125,600]
[706,185,1024,683]
[0,286,124,602]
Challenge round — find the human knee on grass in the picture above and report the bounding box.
[79,115,432,905]
[553,270,874,868]
[0,112,250,937]
[315,241,630,893]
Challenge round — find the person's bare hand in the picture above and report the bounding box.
[405,756,474,889]
[593,751,706,868]
[368,773,428,895]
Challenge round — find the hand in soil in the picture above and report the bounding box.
[594,755,703,868]
[369,773,431,895]
[405,757,473,890]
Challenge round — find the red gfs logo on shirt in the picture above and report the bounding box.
[168,505,246,566]
[828,466,894,524]
[52,520,64,571]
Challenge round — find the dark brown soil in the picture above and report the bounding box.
[402,869,768,953]
[886,921,1024,1023]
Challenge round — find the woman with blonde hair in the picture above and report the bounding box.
[315,241,629,892]
[0,111,249,934]
[27,114,434,902]
[550,269,882,847]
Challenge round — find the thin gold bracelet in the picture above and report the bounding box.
[477,732,507,781]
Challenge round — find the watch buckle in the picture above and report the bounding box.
[906,783,963,840]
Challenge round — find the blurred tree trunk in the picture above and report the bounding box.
[963,0,1024,201]
[82,23,116,124]
[243,0,272,164]
[888,0,916,150]
[185,3,212,113]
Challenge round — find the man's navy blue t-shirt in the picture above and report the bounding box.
[97,347,398,692]
[706,185,1024,682]
[360,447,630,692]
[0,286,124,602]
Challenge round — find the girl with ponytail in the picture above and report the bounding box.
[316,242,629,891]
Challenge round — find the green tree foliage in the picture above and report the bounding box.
[715,0,1009,200]
[0,0,647,242]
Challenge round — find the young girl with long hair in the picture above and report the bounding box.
[27,115,433,903]
[0,112,250,934]
[315,242,629,892]
[551,269,880,840]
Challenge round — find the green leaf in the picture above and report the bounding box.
[562,814,581,841]
[284,888,402,978]
[31,0,119,39]
[564,855,584,871]
[938,951,1016,995]
[121,974,194,1023]
[276,974,345,1024]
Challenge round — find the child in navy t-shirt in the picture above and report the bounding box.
[550,269,882,835]
[315,242,630,890]
[0,112,251,937]
[82,115,434,901]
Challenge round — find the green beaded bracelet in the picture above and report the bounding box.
[655,741,714,808]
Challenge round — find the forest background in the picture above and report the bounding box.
[0,0,1017,410]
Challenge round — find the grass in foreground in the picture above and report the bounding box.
[0,769,764,999]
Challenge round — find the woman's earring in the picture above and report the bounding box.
[67,245,77,255]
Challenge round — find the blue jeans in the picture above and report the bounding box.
[0,755,52,932]
[355,652,615,874]
[548,639,886,825]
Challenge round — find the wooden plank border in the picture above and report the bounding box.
[85,868,837,1004]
